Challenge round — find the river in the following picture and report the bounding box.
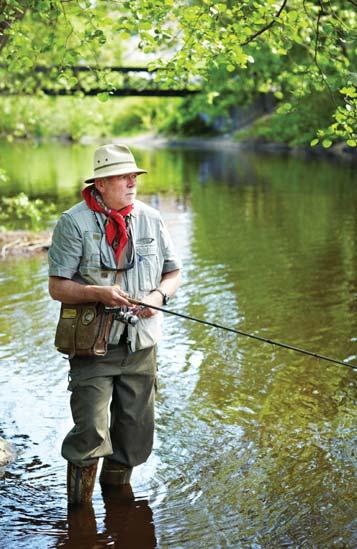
[0,141,356,548]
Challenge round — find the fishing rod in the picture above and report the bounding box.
[125,298,357,371]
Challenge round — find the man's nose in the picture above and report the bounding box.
[127,174,137,186]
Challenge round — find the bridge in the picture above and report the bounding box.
[1,66,200,97]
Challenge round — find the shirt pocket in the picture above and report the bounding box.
[136,240,159,291]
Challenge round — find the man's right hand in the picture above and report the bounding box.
[49,277,132,307]
[96,285,132,308]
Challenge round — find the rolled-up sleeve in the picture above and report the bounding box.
[48,214,83,279]
[159,217,181,274]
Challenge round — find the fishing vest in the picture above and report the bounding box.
[63,199,166,351]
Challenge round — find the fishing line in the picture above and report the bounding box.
[127,298,357,371]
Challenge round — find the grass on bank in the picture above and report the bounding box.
[0,96,184,142]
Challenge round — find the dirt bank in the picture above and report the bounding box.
[0,231,51,259]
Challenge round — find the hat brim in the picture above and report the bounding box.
[84,167,147,184]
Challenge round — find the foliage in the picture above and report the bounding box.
[0,193,56,230]
[234,92,339,146]
[157,96,218,135]
[120,0,357,146]
[111,98,181,135]
[0,166,8,184]
[0,1,356,145]
[312,84,357,147]
[0,96,179,141]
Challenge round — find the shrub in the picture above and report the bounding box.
[0,193,56,231]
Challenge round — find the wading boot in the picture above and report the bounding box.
[99,458,133,486]
[67,461,98,505]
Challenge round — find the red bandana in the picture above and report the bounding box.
[82,185,133,262]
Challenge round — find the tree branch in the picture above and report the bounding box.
[0,1,29,53]
[302,0,337,106]
[314,2,322,64]
[240,0,288,46]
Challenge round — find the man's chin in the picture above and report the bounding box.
[118,197,135,210]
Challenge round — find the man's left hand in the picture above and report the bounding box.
[130,291,164,318]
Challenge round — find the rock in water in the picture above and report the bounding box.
[0,437,16,477]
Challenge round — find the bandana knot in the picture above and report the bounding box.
[82,185,133,262]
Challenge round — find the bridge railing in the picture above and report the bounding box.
[0,65,200,97]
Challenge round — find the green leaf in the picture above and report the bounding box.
[207,91,219,104]
[139,21,152,30]
[310,139,319,147]
[67,77,78,88]
[97,92,110,102]
[226,64,235,72]
[276,103,293,114]
[147,61,160,71]
[141,31,155,43]
[340,87,357,98]
[346,139,356,147]
[322,139,332,148]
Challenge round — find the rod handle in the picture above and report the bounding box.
[128,297,143,306]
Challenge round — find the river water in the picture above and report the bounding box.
[0,141,356,548]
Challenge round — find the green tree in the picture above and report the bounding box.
[0,0,355,145]
[127,0,356,146]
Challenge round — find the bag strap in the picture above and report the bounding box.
[93,304,114,355]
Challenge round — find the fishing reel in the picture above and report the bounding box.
[112,308,139,326]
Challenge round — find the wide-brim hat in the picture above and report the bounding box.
[84,143,147,184]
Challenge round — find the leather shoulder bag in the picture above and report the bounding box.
[54,302,114,358]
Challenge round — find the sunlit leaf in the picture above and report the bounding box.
[97,92,110,102]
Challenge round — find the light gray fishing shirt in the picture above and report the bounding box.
[48,199,181,351]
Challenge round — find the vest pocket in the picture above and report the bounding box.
[136,243,158,291]
[80,233,112,284]
[82,231,102,266]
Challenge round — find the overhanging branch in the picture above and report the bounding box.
[241,0,288,46]
[311,0,337,106]
[0,1,29,53]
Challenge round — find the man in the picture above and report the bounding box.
[48,144,181,504]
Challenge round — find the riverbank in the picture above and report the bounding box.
[2,131,355,163]
[80,132,357,162]
[0,231,51,259]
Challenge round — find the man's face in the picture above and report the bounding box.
[95,173,137,210]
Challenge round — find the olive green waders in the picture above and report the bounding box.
[63,344,156,503]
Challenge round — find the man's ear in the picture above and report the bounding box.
[94,178,105,193]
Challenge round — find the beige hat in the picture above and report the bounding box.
[84,144,147,184]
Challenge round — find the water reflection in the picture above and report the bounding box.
[0,142,356,547]
[57,486,156,549]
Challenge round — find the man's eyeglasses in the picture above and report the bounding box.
[99,229,135,273]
